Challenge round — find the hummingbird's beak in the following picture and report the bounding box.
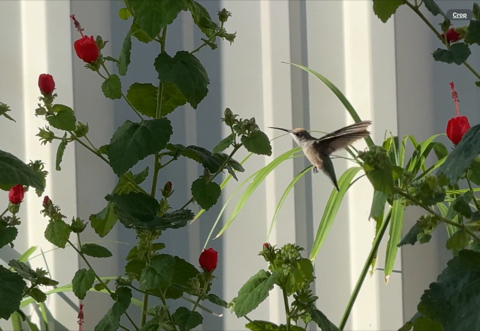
[269,127,290,133]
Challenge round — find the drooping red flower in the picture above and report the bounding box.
[77,303,84,331]
[199,248,218,272]
[446,82,471,145]
[74,36,99,63]
[38,74,55,95]
[440,28,461,43]
[8,185,24,204]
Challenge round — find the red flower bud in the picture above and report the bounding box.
[447,116,470,145]
[263,243,271,249]
[74,36,99,63]
[8,185,24,204]
[38,74,55,95]
[199,248,218,272]
[43,195,51,208]
[440,28,461,43]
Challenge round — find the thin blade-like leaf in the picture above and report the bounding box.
[309,167,363,260]
[384,198,406,283]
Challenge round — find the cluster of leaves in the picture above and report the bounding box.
[231,244,339,331]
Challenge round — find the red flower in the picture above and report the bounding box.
[440,28,461,43]
[74,36,99,63]
[199,248,218,272]
[38,74,55,95]
[43,196,51,208]
[9,185,24,204]
[263,243,271,249]
[446,82,471,145]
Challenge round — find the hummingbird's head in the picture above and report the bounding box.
[269,127,313,146]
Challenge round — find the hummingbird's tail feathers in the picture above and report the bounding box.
[316,120,372,155]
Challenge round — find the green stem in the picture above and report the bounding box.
[466,174,480,212]
[140,292,149,327]
[70,133,110,165]
[0,208,8,218]
[338,210,392,330]
[282,288,291,331]
[190,22,224,54]
[67,239,139,331]
[394,188,480,241]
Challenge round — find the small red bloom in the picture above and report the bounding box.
[74,36,99,63]
[440,28,461,43]
[43,196,51,208]
[446,82,471,145]
[38,74,55,95]
[263,243,271,249]
[199,248,218,272]
[8,185,24,204]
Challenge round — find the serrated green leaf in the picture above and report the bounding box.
[417,250,480,330]
[172,307,203,331]
[0,226,17,249]
[44,220,71,248]
[0,150,44,191]
[130,22,153,43]
[423,0,445,17]
[213,134,234,154]
[55,136,68,171]
[102,74,122,100]
[29,288,46,303]
[90,203,118,238]
[107,119,173,175]
[139,267,162,291]
[191,177,221,211]
[411,316,443,331]
[81,243,112,258]
[438,124,480,185]
[468,159,480,185]
[126,83,156,118]
[8,260,36,281]
[446,230,470,250]
[125,259,145,280]
[452,192,472,218]
[234,270,280,317]
[138,319,159,331]
[372,0,404,23]
[150,254,175,285]
[118,30,132,76]
[432,43,471,65]
[94,287,132,331]
[398,222,423,247]
[118,7,131,20]
[161,83,187,116]
[0,266,25,319]
[241,131,272,156]
[187,1,219,38]
[129,0,189,38]
[307,306,340,331]
[72,269,95,300]
[465,20,480,45]
[207,293,228,308]
[47,106,76,131]
[154,51,209,109]
[245,320,278,331]
[164,256,199,299]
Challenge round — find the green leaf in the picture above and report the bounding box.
[213,134,234,154]
[423,0,445,17]
[191,177,221,211]
[307,306,340,331]
[72,269,95,300]
[417,250,480,330]
[0,226,18,248]
[90,203,118,238]
[0,150,44,191]
[172,307,203,331]
[241,131,272,156]
[154,51,209,109]
[207,294,228,308]
[0,266,25,319]
[398,222,423,247]
[411,316,443,331]
[385,198,405,282]
[465,20,480,45]
[452,192,472,218]
[29,288,46,303]
[283,258,314,296]
[126,83,156,118]
[372,0,404,23]
[364,167,394,195]
[245,321,279,331]
[107,119,173,176]
[468,159,480,185]
[101,74,122,100]
[432,44,471,65]
[234,270,280,317]
[139,255,175,291]
[128,0,188,39]
[118,7,131,20]
[438,124,480,185]
[130,22,153,43]
[0,102,15,122]
[55,136,68,171]
[446,230,470,250]
[81,243,112,258]
[474,3,480,19]
[369,190,388,223]
[164,256,200,299]
[47,105,76,131]
[18,246,38,263]
[161,83,187,116]
[187,1,219,38]
[117,29,132,76]
[309,167,362,260]
[44,220,71,248]
[94,287,132,331]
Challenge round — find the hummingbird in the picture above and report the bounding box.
[269,121,372,191]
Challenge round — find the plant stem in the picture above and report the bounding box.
[140,293,148,327]
[70,134,110,165]
[394,188,480,241]
[338,210,392,330]
[0,208,8,218]
[190,22,224,54]
[282,288,291,331]
[466,174,480,212]
[67,239,139,331]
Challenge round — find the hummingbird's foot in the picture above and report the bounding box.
[313,167,319,174]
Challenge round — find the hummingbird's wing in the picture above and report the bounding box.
[319,154,339,191]
[314,120,371,155]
